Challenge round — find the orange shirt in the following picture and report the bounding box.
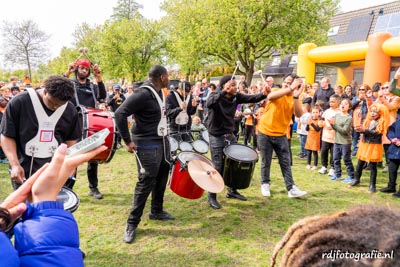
[258,89,293,136]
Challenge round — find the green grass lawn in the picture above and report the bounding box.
[1,135,399,267]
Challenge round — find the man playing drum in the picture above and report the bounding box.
[205,75,270,209]
[166,81,197,139]
[64,59,107,199]
[115,65,174,244]
[0,76,81,190]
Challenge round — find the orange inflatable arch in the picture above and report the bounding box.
[297,32,400,86]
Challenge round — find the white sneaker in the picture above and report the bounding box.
[311,166,317,170]
[306,164,311,169]
[318,166,327,174]
[261,183,271,197]
[328,168,335,176]
[288,185,307,198]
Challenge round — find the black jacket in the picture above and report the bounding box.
[362,128,382,144]
[206,90,266,136]
[312,87,334,110]
[166,90,197,132]
[71,78,106,108]
[114,81,164,145]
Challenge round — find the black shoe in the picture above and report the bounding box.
[368,185,376,193]
[379,187,396,193]
[350,180,360,187]
[123,224,136,244]
[149,211,175,221]
[393,191,400,198]
[89,188,103,199]
[207,196,221,209]
[226,190,247,201]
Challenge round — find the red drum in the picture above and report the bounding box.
[77,105,117,163]
[170,152,214,199]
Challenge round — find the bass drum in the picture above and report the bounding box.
[222,144,258,189]
[56,187,80,213]
[77,105,117,163]
[169,152,214,199]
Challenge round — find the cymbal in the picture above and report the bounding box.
[188,159,224,193]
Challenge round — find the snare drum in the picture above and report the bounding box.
[179,141,193,152]
[168,136,179,153]
[170,152,215,199]
[77,105,117,163]
[222,144,258,189]
[192,140,209,154]
[200,130,209,143]
[56,187,80,213]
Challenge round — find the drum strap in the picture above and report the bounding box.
[25,88,67,175]
[141,85,168,137]
[172,91,190,127]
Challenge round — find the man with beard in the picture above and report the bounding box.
[64,59,107,199]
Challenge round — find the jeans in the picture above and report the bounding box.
[388,159,400,188]
[352,131,360,154]
[209,133,237,175]
[333,143,354,178]
[299,134,307,155]
[127,145,170,226]
[321,141,334,168]
[257,133,294,191]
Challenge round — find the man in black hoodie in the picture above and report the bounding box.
[205,75,270,209]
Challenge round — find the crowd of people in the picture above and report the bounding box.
[0,63,399,266]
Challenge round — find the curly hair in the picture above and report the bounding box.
[44,75,75,101]
[271,205,400,267]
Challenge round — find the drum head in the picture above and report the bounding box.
[179,141,193,152]
[201,130,209,143]
[175,111,189,125]
[188,160,224,193]
[56,187,80,213]
[224,144,258,162]
[192,140,209,154]
[169,137,179,152]
[177,151,214,166]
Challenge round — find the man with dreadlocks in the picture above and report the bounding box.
[65,59,107,198]
[271,205,400,267]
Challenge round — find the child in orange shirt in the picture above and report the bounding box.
[350,103,389,192]
[305,107,322,170]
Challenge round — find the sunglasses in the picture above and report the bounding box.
[358,88,365,91]
[381,86,389,89]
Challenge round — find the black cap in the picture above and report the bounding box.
[219,75,234,89]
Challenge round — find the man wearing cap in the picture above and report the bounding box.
[107,85,126,113]
[65,59,107,199]
[205,75,270,209]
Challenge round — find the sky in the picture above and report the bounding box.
[0,0,396,62]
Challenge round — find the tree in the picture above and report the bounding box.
[97,17,164,82]
[1,19,49,80]
[112,0,143,20]
[162,0,339,84]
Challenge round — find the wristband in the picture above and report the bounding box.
[293,96,299,99]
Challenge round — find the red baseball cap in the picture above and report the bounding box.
[76,59,90,68]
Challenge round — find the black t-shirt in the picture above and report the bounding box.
[0,91,82,177]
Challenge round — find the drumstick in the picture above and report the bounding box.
[133,150,146,174]
[231,61,241,80]
[254,70,265,83]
